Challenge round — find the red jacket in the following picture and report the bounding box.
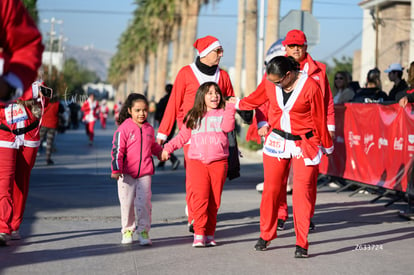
[0,0,44,99]
[238,73,333,164]
[157,64,234,141]
[0,0,44,148]
[41,101,59,129]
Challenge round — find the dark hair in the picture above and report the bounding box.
[117,93,148,125]
[165,84,173,94]
[334,71,351,90]
[266,56,300,77]
[183,82,225,129]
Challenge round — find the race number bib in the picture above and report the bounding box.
[5,104,28,125]
[263,131,286,156]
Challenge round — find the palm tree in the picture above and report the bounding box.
[245,0,257,95]
[234,0,246,97]
[265,0,280,52]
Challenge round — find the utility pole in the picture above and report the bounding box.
[301,0,313,13]
[43,17,63,81]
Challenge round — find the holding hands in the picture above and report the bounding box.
[226,96,237,104]
[161,150,170,162]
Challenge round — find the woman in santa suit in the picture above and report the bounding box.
[231,56,333,258]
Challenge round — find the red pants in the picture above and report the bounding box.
[100,116,107,129]
[260,154,318,249]
[183,145,193,224]
[187,158,227,236]
[85,121,95,142]
[277,166,318,221]
[0,146,37,234]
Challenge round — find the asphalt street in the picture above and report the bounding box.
[1,118,413,275]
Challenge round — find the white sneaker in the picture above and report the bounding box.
[256,182,264,192]
[0,233,11,246]
[11,230,21,240]
[121,230,133,244]
[138,231,152,246]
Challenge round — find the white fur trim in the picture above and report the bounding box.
[199,41,221,57]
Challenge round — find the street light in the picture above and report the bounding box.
[43,17,63,81]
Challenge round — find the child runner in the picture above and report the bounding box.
[161,82,236,247]
[111,93,163,246]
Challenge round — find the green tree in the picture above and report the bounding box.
[326,56,353,93]
[22,0,39,24]
[61,58,100,100]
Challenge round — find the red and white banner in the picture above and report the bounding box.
[319,103,414,192]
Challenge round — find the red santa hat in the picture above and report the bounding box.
[193,35,221,57]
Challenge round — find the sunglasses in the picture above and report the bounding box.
[212,48,224,54]
[335,76,344,80]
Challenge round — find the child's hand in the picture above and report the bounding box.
[227,97,237,104]
[161,150,170,161]
[111,173,122,180]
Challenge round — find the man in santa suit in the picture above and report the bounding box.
[156,35,234,232]
[0,0,44,245]
[81,92,99,145]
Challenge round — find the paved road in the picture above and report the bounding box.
[1,118,413,275]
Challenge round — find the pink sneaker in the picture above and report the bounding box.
[206,235,216,247]
[192,234,205,247]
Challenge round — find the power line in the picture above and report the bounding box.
[320,30,362,61]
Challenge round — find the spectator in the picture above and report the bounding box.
[352,68,388,103]
[384,63,408,101]
[396,61,414,102]
[333,71,355,104]
[154,84,180,170]
[0,0,44,245]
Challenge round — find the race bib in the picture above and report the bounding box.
[263,131,286,156]
[5,104,28,125]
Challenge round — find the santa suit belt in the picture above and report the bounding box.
[272,128,313,141]
[0,120,39,135]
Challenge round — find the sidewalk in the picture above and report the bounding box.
[1,120,413,275]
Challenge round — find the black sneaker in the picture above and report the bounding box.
[277,219,285,230]
[309,220,315,231]
[172,159,180,170]
[188,220,194,233]
[46,159,54,165]
[254,237,270,251]
[294,245,308,258]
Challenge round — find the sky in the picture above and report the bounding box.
[37,0,363,68]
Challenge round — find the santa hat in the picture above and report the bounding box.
[193,35,221,57]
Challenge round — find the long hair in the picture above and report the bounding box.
[117,93,148,125]
[334,71,351,90]
[266,55,300,77]
[407,61,414,89]
[183,82,225,129]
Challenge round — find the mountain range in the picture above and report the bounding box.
[64,44,113,81]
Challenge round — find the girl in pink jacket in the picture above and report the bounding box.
[111,93,163,246]
[162,82,236,247]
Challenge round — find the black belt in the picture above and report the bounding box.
[0,120,39,135]
[272,128,313,141]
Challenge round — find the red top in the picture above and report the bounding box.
[41,101,59,129]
